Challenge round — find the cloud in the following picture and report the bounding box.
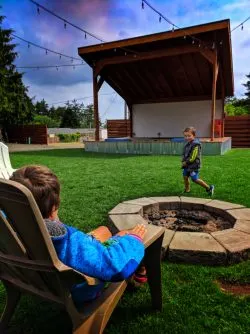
[241,38,250,48]
[222,0,250,12]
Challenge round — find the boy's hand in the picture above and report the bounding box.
[182,161,187,168]
[130,224,147,240]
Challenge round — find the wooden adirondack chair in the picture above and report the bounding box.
[0,179,164,334]
[0,143,16,179]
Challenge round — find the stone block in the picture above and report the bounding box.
[168,232,227,265]
[109,214,147,231]
[205,200,245,211]
[212,228,250,263]
[124,197,159,214]
[234,220,250,234]
[149,196,180,210]
[180,197,213,210]
[226,208,250,220]
[109,203,142,215]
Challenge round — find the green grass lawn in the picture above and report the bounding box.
[1,148,250,333]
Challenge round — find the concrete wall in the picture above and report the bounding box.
[133,100,223,138]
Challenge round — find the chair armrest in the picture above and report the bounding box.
[143,224,165,248]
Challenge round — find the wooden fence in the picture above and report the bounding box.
[107,120,130,138]
[7,125,48,144]
[224,115,250,148]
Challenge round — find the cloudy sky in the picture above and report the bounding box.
[1,0,250,121]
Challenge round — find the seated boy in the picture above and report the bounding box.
[10,165,146,306]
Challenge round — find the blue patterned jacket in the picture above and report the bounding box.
[45,220,145,306]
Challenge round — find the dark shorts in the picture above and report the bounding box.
[182,168,199,181]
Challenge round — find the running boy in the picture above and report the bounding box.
[10,165,146,306]
[182,127,214,195]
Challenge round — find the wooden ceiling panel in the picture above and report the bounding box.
[82,20,234,102]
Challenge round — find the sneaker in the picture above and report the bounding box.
[182,189,190,194]
[207,185,215,196]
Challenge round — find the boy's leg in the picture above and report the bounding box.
[88,226,112,242]
[182,168,190,192]
[191,172,215,195]
[183,176,190,192]
[194,178,209,190]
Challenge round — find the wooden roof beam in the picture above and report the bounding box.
[94,45,201,75]
[200,48,216,64]
[78,20,229,55]
[97,76,105,92]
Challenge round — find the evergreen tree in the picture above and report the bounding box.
[0,15,34,138]
[243,73,250,100]
[60,101,83,128]
[34,99,49,116]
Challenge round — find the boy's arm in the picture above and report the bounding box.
[185,144,199,164]
[63,230,145,282]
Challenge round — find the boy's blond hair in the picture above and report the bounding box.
[183,127,196,136]
[10,165,60,218]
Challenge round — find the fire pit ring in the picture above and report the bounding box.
[109,197,250,265]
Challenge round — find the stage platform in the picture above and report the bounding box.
[84,137,232,156]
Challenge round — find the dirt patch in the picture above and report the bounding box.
[216,280,250,296]
[144,209,233,233]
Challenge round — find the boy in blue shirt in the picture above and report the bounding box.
[182,127,214,195]
[10,165,146,306]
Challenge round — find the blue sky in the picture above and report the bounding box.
[1,0,250,121]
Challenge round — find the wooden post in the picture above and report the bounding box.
[124,101,127,120]
[221,71,225,138]
[128,105,133,137]
[211,55,218,141]
[93,70,100,141]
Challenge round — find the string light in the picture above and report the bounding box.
[64,21,67,29]
[231,16,250,32]
[45,49,48,55]
[16,63,86,69]
[11,33,83,62]
[30,0,105,43]
[159,16,162,23]
[47,92,115,106]
[141,0,213,49]
[29,0,137,57]
[37,5,40,14]
[85,32,87,39]
[142,1,144,10]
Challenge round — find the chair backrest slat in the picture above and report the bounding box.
[0,211,50,291]
[0,179,89,301]
[0,142,14,175]
[0,183,56,261]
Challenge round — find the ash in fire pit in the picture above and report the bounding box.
[144,209,233,233]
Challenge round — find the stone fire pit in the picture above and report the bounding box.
[109,197,250,265]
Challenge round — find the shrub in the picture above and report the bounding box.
[57,133,81,142]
